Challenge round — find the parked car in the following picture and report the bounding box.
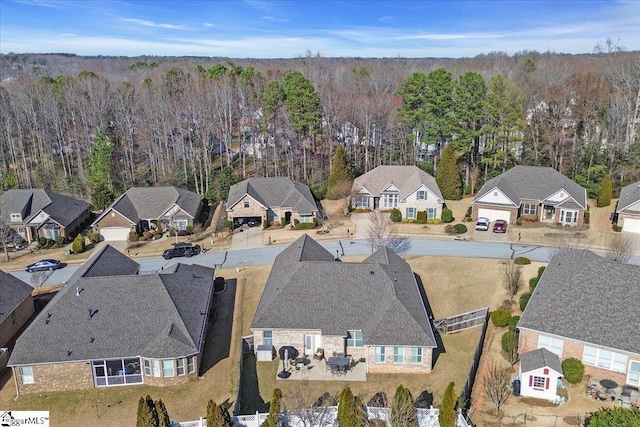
[247,219,260,227]
[475,217,490,231]
[162,243,201,260]
[25,259,63,273]
[493,220,508,233]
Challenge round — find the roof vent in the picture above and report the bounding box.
[90,337,95,343]
[67,350,73,357]
[45,318,50,324]
[370,271,375,275]
[88,308,98,319]
[76,287,83,296]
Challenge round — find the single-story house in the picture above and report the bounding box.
[615,181,640,233]
[518,250,640,389]
[91,186,203,241]
[0,189,91,243]
[226,177,319,227]
[8,244,215,394]
[519,348,564,400]
[251,234,437,376]
[471,166,587,226]
[351,165,444,221]
[0,270,35,372]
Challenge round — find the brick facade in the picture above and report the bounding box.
[0,296,34,349]
[471,204,519,223]
[14,362,94,395]
[366,346,433,374]
[94,209,135,230]
[227,195,268,222]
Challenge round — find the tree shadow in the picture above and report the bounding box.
[414,273,446,366]
[200,279,237,373]
[414,389,434,408]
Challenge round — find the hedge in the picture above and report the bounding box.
[441,208,453,223]
[529,277,539,291]
[452,223,467,234]
[390,208,402,222]
[490,309,511,327]
[562,358,585,384]
[514,256,531,265]
[508,315,520,332]
[519,292,532,311]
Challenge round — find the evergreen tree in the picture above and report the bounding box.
[326,145,354,200]
[597,176,612,207]
[436,144,463,200]
[155,399,170,427]
[207,400,232,427]
[281,71,321,137]
[439,382,456,427]
[137,396,149,427]
[337,386,365,427]
[262,388,282,427]
[215,166,241,203]
[390,385,415,427]
[91,180,115,210]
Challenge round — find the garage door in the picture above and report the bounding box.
[100,227,131,241]
[622,218,640,234]
[478,208,511,223]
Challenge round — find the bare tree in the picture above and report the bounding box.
[502,260,523,301]
[366,211,411,255]
[30,270,48,290]
[552,230,588,255]
[605,233,639,263]
[284,387,337,427]
[483,362,512,417]
[0,219,20,262]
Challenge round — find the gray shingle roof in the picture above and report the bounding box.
[226,178,318,214]
[617,181,640,212]
[8,262,214,365]
[0,189,90,227]
[251,235,436,347]
[520,348,563,374]
[352,166,444,202]
[518,250,640,355]
[0,270,33,325]
[66,244,140,286]
[472,166,587,209]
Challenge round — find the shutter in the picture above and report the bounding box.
[545,378,550,389]
[543,368,549,375]
[529,376,533,387]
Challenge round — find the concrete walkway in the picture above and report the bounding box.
[231,226,264,251]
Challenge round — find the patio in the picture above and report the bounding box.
[275,357,368,382]
[586,379,640,408]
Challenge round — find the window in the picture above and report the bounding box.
[374,346,386,363]
[412,347,423,363]
[244,200,250,208]
[162,360,175,377]
[582,347,597,366]
[598,350,612,369]
[538,335,563,356]
[11,311,16,326]
[153,360,161,377]
[299,215,313,223]
[174,219,188,231]
[426,208,437,219]
[355,197,370,208]
[177,359,185,376]
[417,191,427,200]
[263,330,273,347]
[347,330,364,347]
[187,356,195,374]
[406,208,416,219]
[20,367,34,384]
[532,376,546,389]
[393,347,405,363]
[584,346,628,374]
[613,353,628,373]
[522,204,537,215]
[144,359,151,376]
[383,194,398,208]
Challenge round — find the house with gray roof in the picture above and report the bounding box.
[226,177,319,227]
[91,186,203,241]
[251,234,437,376]
[0,189,91,243]
[518,347,563,400]
[8,244,215,394]
[518,250,640,389]
[615,181,640,233]
[351,165,444,221]
[0,270,34,373]
[471,166,587,226]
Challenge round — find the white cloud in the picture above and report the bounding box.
[121,18,187,30]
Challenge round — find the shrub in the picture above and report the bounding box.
[156,222,163,234]
[584,210,590,225]
[139,236,146,242]
[416,211,428,224]
[514,256,531,265]
[293,219,300,226]
[537,266,545,278]
[597,176,612,207]
[143,231,154,240]
[168,228,176,237]
[177,230,187,236]
[427,218,442,225]
[613,224,622,232]
[515,220,523,226]
[562,358,585,384]
[444,224,456,235]
[466,206,472,217]
[529,277,539,291]
[452,223,467,234]
[507,315,520,332]
[390,208,402,222]
[490,309,511,327]
[37,236,48,247]
[71,234,85,254]
[89,232,101,244]
[519,292,532,311]
[153,232,161,240]
[56,235,66,245]
[295,222,316,230]
[186,225,194,235]
[223,220,232,230]
[441,208,453,223]
[129,231,139,242]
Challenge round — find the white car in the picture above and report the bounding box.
[475,217,490,231]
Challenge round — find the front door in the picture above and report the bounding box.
[304,334,322,355]
[627,360,640,387]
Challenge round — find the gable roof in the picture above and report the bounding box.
[0,189,90,227]
[472,166,587,209]
[0,270,33,325]
[8,262,214,366]
[91,186,202,225]
[520,348,563,374]
[66,244,140,286]
[226,177,318,214]
[617,181,640,212]
[352,166,444,202]
[518,250,640,355]
[251,235,436,348]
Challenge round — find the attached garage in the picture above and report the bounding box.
[477,208,512,223]
[622,217,640,234]
[99,227,131,241]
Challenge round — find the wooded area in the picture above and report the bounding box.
[0,45,638,207]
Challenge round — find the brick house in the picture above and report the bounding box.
[0,270,34,373]
[251,234,437,376]
[91,186,203,241]
[471,166,587,226]
[615,181,640,233]
[518,250,640,389]
[351,165,444,221]
[0,189,91,243]
[226,177,319,227]
[8,245,215,395]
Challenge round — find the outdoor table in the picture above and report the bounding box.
[327,356,350,368]
[600,379,618,393]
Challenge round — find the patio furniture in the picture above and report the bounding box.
[600,379,618,393]
[313,348,325,361]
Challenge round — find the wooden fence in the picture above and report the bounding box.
[433,307,488,334]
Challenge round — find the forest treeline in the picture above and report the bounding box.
[0,46,638,208]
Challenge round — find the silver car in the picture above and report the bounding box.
[475,217,490,231]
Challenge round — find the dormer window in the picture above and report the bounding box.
[10,213,22,222]
[244,200,250,208]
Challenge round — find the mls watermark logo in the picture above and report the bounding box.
[0,411,50,427]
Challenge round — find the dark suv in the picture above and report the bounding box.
[163,243,201,260]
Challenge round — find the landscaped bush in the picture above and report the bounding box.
[56,236,66,245]
[441,208,453,223]
[519,292,532,311]
[153,232,161,240]
[529,277,539,291]
[129,231,139,242]
[186,225,194,235]
[444,225,456,235]
[514,256,531,265]
[584,210,590,225]
[89,232,101,244]
[294,219,300,226]
[501,330,519,353]
[537,266,545,277]
[466,206,472,217]
[452,224,467,234]
[416,211,428,224]
[562,358,585,384]
[613,225,622,232]
[508,315,520,332]
[427,218,442,224]
[177,230,188,236]
[223,220,232,230]
[490,309,511,327]
[37,236,48,247]
[295,222,316,230]
[139,236,146,241]
[352,208,372,213]
[390,208,402,222]
[71,234,85,254]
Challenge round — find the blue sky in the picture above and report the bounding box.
[1,0,638,58]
